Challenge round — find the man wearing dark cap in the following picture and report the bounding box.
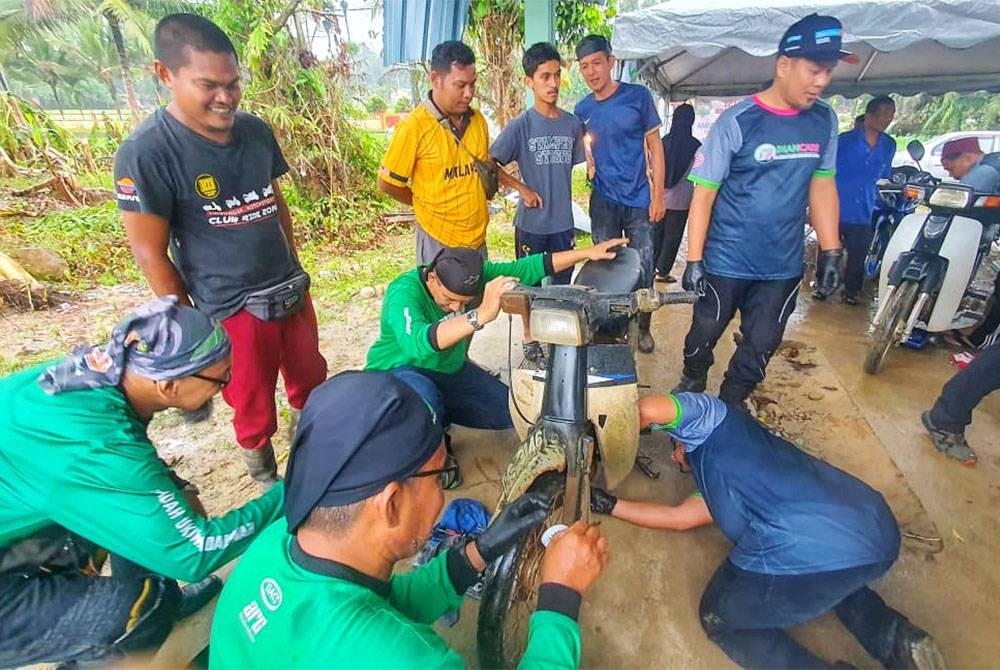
[365,239,626,485]
[575,34,665,354]
[209,371,610,668]
[589,392,945,669]
[674,14,848,406]
[0,297,285,667]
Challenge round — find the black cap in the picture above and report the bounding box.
[429,247,485,297]
[283,371,444,532]
[575,34,611,61]
[778,14,857,64]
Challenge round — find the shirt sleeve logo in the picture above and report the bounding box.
[115,177,139,203]
[259,578,283,611]
[195,173,220,199]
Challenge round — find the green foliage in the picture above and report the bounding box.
[554,0,616,48]
[365,94,388,115]
[892,93,1000,136]
[0,92,86,171]
[4,200,143,285]
[392,97,410,113]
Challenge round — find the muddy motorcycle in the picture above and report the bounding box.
[866,162,936,282]
[476,248,697,668]
[865,179,1000,374]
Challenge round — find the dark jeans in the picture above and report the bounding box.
[842,224,875,297]
[515,227,575,285]
[0,555,181,667]
[929,340,1000,433]
[390,361,513,431]
[589,189,654,331]
[682,273,801,403]
[700,559,910,669]
[653,209,688,277]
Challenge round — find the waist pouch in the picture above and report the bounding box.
[0,525,107,577]
[243,270,311,321]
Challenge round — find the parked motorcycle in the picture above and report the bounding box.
[864,176,1000,374]
[476,247,697,668]
[866,143,937,280]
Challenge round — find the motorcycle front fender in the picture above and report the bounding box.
[495,422,567,513]
[587,382,639,489]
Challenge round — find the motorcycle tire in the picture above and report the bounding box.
[477,471,567,669]
[864,281,919,375]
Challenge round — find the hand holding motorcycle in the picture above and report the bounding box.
[540,521,610,595]
[478,275,519,323]
[812,248,844,300]
[474,492,551,563]
[589,487,618,515]
[682,260,707,295]
[585,237,629,261]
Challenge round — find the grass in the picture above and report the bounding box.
[0,348,63,377]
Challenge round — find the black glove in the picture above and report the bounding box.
[475,492,550,562]
[682,260,706,295]
[589,487,618,515]
[813,248,844,300]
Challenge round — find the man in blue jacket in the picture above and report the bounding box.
[590,392,945,669]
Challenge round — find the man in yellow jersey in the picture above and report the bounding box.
[379,40,534,263]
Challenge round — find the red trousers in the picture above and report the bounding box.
[221,294,328,451]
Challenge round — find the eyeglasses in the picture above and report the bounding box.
[192,371,231,389]
[410,464,460,488]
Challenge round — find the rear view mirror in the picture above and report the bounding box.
[907,140,925,162]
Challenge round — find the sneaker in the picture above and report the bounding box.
[638,330,655,354]
[672,373,707,394]
[949,351,976,369]
[522,341,546,366]
[843,293,859,306]
[885,619,946,670]
[177,575,223,620]
[921,411,977,466]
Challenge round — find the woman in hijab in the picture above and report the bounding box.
[653,103,700,283]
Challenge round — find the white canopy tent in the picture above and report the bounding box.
[613,0,1000,100]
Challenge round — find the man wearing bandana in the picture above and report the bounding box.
[0,297,284,667]
[365,240,625,487]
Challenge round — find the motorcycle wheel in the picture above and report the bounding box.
[477,471,566,669]
[864,281,919,375]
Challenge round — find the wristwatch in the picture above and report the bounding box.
[466,309,484,331]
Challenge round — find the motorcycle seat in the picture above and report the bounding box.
[574,246,642,293]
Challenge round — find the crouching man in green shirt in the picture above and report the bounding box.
[366,238,626,486]
[210,371,609,669]
[0,296,285,667]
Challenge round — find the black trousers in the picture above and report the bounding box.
[841,225,875,297]
[682,273,801,403]
[652,209,688,277]
[929,340,1000,433]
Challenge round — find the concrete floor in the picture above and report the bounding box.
[437,290,1000,668]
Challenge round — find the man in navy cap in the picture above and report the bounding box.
[210,371,610,668]
[674,13,850,406]
[589,392,945,669]
[366,238,625,486]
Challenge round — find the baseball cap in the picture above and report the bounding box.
[942,137,983,160]
[575,34,611,61]
[283,371,444,532]
[429,247,485,297]
[778,14,857,64]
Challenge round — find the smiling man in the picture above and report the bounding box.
[674,14,848,406]
[114,14,327,488]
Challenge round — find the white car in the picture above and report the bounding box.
[893,131,1000,180]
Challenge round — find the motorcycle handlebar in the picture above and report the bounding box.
[658,290,700,305]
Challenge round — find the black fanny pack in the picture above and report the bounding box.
[243,270,311,321]
[0,525,106,577]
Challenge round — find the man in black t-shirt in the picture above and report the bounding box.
[114,14,327,487]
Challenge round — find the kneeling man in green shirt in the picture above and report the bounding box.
[210,371,609,669]
[366,238,626,485]
[0,296,285,668]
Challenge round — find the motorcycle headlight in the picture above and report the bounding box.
[529,308,585,346]
[928,186,972,208]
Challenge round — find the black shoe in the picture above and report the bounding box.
[442,435,463,489]
[177,575,222,620]
[921,411,977,466]
[637,330,655,353]
[885,620,946,670]
[672,373,707,394]
[843,293,859,305]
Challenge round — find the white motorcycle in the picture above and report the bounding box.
[865,145,1000,374]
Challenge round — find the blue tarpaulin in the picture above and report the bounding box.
[382,0,471,66]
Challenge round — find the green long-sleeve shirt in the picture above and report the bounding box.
[209,522,582,669]
[365,254,550,375]
[0,363,284,582]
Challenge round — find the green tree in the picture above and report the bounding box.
[365,94,387,115]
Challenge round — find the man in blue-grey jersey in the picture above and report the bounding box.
[673,14,848,405]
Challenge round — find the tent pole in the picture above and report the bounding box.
[856,51,878,83]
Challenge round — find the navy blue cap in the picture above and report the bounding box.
[284,371,444,532]
[778,14,857,64]
[430,247,485,297]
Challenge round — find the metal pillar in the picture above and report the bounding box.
[522,0,556,106]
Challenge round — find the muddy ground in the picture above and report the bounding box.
[3,240,998,668]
